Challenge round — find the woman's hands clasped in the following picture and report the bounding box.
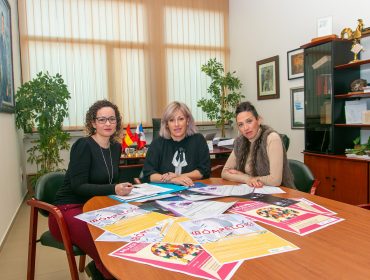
[115,182,134,196]
[160,172,194,187]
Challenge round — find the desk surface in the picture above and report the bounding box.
[84,178,370,279]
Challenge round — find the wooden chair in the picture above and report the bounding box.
[288,159,320,194]
[27,172,86,280]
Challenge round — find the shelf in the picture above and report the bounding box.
[335,124,370,128]
[335,59,370,70]
[335,92,370,99]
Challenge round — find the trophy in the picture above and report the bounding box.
[340,19,364,63]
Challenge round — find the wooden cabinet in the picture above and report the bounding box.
[302,38,359,154]
[304,153,369,205]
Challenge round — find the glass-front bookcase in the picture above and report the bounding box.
[303,39,359,154]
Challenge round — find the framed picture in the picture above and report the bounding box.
[0,0,15,113]
[287,48,304,80]
[257,55,279,100]
[290,87,305,129]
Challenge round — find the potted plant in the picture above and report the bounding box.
[15,72,71,184]
[197,58,244,137]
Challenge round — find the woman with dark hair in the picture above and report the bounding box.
[221,101,295,188]
[142,101,211,186]
[49,100,133,279]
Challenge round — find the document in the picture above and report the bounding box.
[230,201,344,236]
[110,242,242,280]
[189,184,285,196]
[111,183,185,203]
[178,190,223,201]
[155,199,236,219]
[290,198,337,215]
[96,219,173,243]
[243,193,299,207]
[75,203,173,237]
[179,214,299,264]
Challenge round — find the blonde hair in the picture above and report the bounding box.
[159,101,197,139]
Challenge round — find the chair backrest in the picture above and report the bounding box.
[288,159,315,193]
[279,134,290,151]
[152,118,161,140]
[34,171,65,217]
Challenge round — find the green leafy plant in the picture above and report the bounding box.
[15,72,71,184]
[197,58,244,137]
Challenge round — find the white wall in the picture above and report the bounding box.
[0,0,26,245]
[229,0,370,160]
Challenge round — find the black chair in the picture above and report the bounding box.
[279,134,290,151]
[27,171,86,280]
[357,204,370,210]
[152,118,161,140]
[288,159,320,194]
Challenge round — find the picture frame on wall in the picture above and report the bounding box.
[0,0,15,113]
[290,87,305,129]
[257,55,279,100]
[287,48,304,80]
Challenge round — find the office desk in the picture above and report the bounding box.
[84,178,370,279]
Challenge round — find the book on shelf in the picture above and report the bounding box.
[315,74,332,96]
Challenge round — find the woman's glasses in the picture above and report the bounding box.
[95,116,117,124]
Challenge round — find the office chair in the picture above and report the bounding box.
[357,204,370,210]
[288,159,320,194]
[152,118,161,140]
[279,134,290,151]
[27,171,86,280]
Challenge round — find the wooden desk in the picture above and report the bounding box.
[84,178,370,279]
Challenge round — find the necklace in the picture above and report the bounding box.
[100,145,113,184]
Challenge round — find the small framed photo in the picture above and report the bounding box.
[290,87,305,129]
[256,55,280,100]
[287,48,304,80]
[0,0,15,113]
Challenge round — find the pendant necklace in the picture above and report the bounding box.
[100,145,113,184]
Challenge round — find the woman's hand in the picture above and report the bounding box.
[160,172,177,182]
[170,175,194,187]
[247,178,264,188]
[115,182,134,196]
[226,169,244,175]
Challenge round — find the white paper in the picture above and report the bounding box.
[189,185,285,196]
[345,100,367,124]
[155,199,236,219]
[113,183,172,201]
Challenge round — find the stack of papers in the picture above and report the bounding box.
[111,183,186,203]
[189,184,285,196]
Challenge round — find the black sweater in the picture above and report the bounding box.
[54,137,121,205]
[142,133,211,181]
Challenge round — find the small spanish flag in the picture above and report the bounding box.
[122,124,136,150]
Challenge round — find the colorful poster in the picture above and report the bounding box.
[230,201,343,235]
[290,198,337,215]
[75,203,173,237]
[110,242,242,280]
[179,214,299,264]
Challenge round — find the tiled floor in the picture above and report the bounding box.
[0,199,90,280]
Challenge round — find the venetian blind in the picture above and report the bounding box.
[18,0,229,127]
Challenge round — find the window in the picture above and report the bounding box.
[18,0,229,128]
